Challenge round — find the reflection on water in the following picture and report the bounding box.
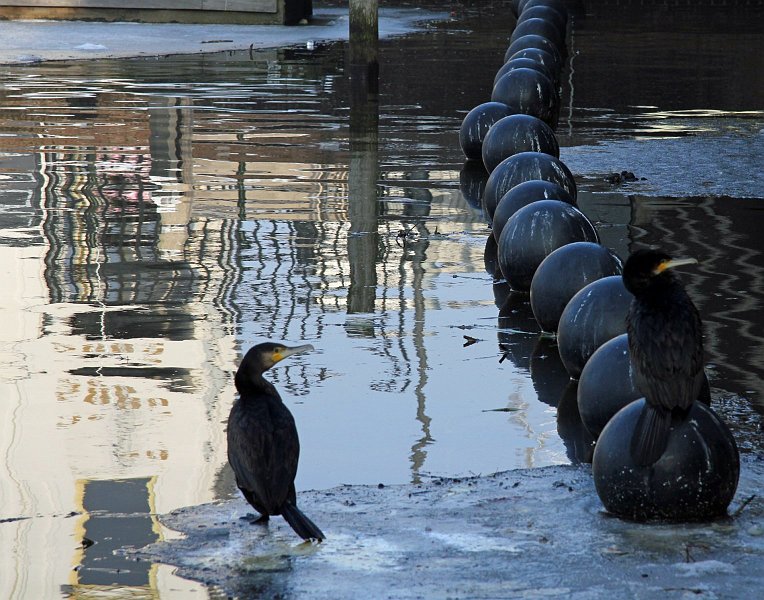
[70,478,157,591]
[0,2,763,597]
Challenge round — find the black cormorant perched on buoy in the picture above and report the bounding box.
[227,342,325,542]
[622,249,704,466]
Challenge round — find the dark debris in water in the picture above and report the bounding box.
[462,335,479,347]
[0,516,31,524]
[605,170,644,184]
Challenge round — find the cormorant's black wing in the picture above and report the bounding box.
[227,394,300,515]
[628,290,704,412]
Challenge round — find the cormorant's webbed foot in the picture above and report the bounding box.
[240,513,270,525]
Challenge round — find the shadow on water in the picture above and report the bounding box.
[0,1,762,597]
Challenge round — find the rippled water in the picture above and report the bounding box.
[0,1,763,597]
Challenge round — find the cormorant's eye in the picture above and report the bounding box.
[652,260,668,275]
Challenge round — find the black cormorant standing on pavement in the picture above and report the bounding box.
[227,342,325,542]
[622,249,705,466]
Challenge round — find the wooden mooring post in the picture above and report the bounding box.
[349,0,379,95]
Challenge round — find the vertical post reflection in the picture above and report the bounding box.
[149,96,195,260]
[398,174,434,484]
[405,238,432,485]
[347,81,379,314]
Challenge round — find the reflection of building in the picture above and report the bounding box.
[68,477,158,594]
[0,95,229,598]
[0,49,496,599]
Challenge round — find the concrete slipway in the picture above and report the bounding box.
[133,458,764,599]
[0,6,443,65]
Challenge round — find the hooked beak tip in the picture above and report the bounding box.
[656,257,698,274]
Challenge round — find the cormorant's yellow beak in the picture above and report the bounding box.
[654,257,698,275]
[273,344,315,363]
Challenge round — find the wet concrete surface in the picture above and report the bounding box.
[0,6,445,65]
[134,455,764,599]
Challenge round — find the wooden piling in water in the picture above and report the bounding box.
[349,0,379,95]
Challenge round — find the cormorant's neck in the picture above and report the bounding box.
[639,275,684,306]
[235,369,278,398]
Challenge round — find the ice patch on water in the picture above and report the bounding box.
[562,122,764,198]
[674,559,736,576]
[315,533,401,572]
[74,43,108,51]
[428,531,523,553]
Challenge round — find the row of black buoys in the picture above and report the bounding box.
[459,0,569,167]
[457,0,740,523]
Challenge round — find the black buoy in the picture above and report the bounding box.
[530,242,623,333]
[506,48,561,84]
[577,333,641,438]
[578,333,713,439]
[521,0,568,23]
[483,151,577,219]
[459,102,514,161]
[493,57,556,90]
[492,179,574,243]
[492,68,558,128]
[510,17,565,51]
[504,35,563,72]
[497,200,599,292]
[592,399,739,522]
[481,114,559,173]
[557,275,633,379]
[517,5,567,36]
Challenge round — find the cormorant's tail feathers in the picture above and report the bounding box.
[282,502,325,542]
[630,403,672,467]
